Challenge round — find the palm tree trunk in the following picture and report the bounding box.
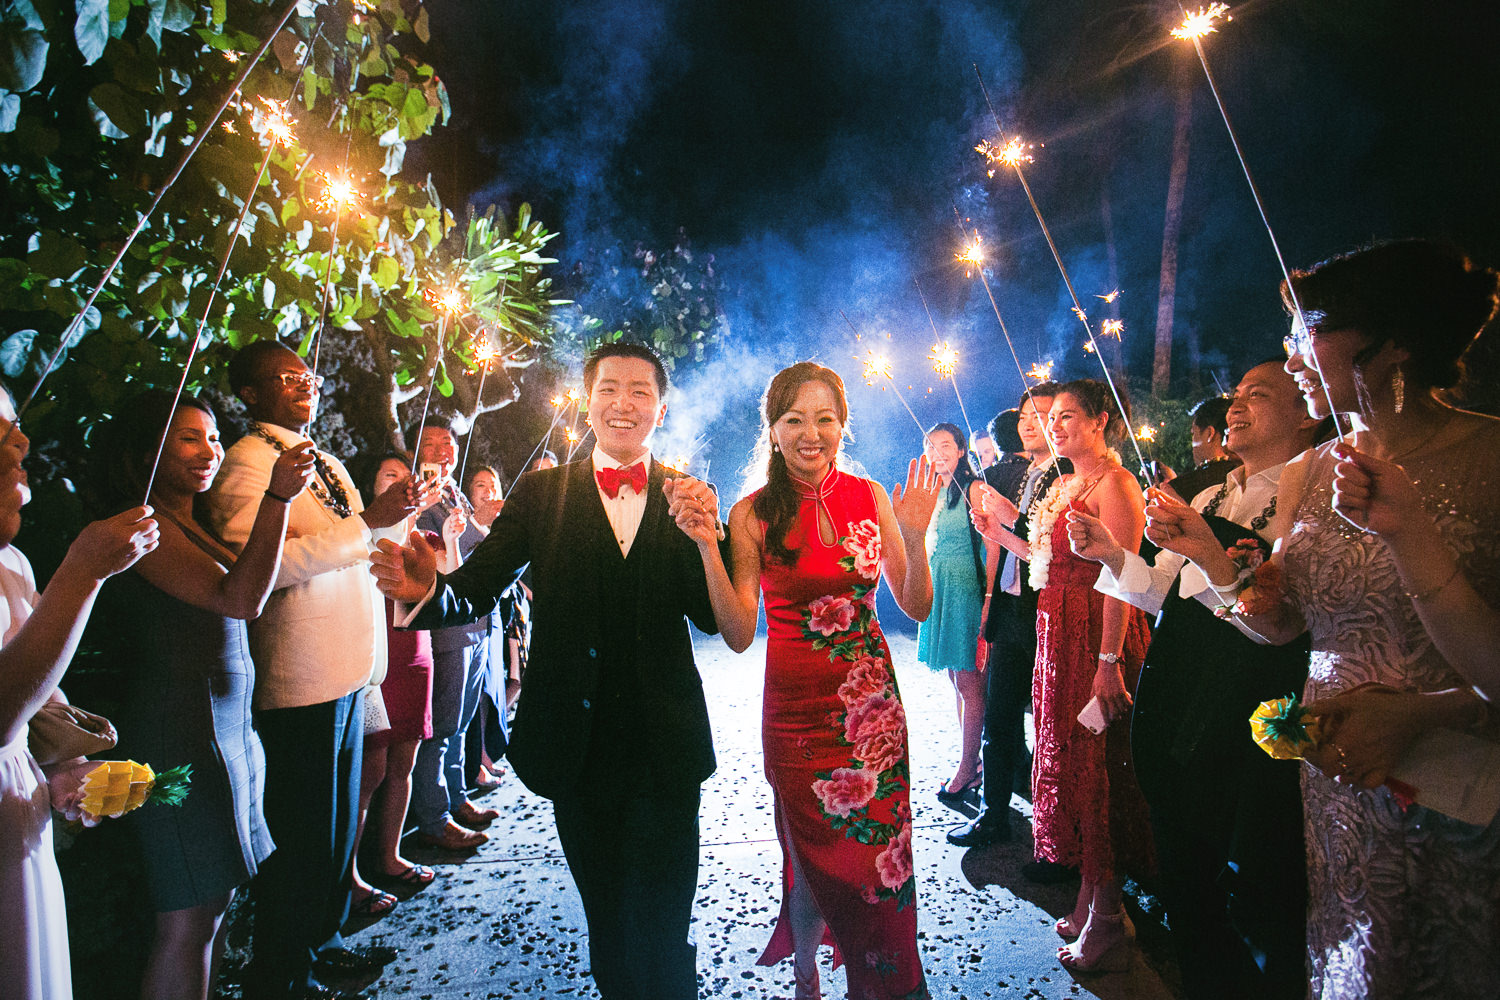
[1154,57,1194,396]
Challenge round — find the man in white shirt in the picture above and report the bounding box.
[209,342,427,1000]
[1067,359,1327,1000]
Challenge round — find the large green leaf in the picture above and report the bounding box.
[88,81,145,135]
[74,0,111,65]
[0,329,37,377]
[0,24,46,92]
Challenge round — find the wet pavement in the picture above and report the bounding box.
[335,634,1180,999]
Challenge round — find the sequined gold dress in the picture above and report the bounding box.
[1282,435,1500,1000]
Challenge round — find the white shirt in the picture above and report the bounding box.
[1095,461,1286,615]
[592,446,651,558]
[0,545,38,646]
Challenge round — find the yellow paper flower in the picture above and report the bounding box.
[1249,695,1325,761]
[79,760,192,819]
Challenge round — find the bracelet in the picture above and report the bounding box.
[1098,652,1121,664]
[1405,565,1461,602]
[264,488,294,504]
[984,592,993,599]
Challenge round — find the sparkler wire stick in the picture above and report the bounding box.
[974,67,1150,478]
[6,0,305,442]
[947,210,1061,466]
[140,41,319,505]
[517,398,570,476]
[455,358,489,490]
[410,312,451,464]
[838,312,928,444]
[913,279,979,464]
[310,129,355,380]
[1173,6,1344,440]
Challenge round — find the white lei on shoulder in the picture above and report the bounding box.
[1027,452,1121,591]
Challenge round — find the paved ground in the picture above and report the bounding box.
[328,634,1180,1000]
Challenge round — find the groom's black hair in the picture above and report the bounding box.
[583,342,670,396]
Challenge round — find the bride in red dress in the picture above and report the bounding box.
[671,362,940,1000]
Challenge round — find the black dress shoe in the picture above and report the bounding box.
[312,944,398,978]
[946,817,1012,848]
[1020,859,1080,884]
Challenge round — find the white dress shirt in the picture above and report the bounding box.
[592,446,651,558]
[1095,461,1286,615]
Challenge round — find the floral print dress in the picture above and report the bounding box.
[754,468,928,1000]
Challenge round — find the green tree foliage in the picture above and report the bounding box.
[0,0,562,568]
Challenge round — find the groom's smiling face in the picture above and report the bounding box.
[586,356,667,462]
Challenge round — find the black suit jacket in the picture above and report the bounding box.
[410,457,720,801]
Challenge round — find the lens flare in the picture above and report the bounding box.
[1172,3,1230,41]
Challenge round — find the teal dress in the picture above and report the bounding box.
[916,495,983,672]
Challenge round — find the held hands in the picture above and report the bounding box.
[369,530,438,603]
[363,474,440,530]
[1331,441,1422,538]
[664,476,720,546]
[1065,506,1123,566]
[891,455,941,539]
[267,442,317,501]
[69,506,159,579]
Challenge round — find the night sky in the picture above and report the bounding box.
[412,0,1500,491]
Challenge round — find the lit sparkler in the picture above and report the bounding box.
[1026,360,1054,382]
[1083,341,1097,354]
[425,285,465,315]
[1170,5,1343,440]
[842,317,926,445]
[1097,289,1120,304]
[456,329,500,488]
[256,97,296,145]
[221,121,238,134]
[1100,318,1125,339]
[1172,3,1230,41]
[929,341,959,379]
[859,349,893,386]
[972,65,1149,477]
[565,427,580,445]
[1136,423,1158,442]
[315,173,363,214]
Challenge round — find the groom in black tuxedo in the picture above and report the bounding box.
[372,342,721,1000]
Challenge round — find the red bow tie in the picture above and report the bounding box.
[596,461,647,499]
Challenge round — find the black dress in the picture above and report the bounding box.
[107,541,274,912]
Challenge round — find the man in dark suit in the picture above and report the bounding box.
[372,342,720,1000]
[948,383,1068,853]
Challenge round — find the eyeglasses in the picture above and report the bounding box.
[275,372,325,390]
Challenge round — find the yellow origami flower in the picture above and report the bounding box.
[78,760,192,819]
[1249,695,1325,761]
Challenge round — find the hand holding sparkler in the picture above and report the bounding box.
[1143,487,1229,572]
[968,481,1018,533]
[266,443,317,503]
[362,473,438,531]
[1064,506,1128,575]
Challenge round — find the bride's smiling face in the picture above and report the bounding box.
[771,380,843,481]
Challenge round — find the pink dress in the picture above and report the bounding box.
[755,468,928,1000]
[1031,507,1154,883]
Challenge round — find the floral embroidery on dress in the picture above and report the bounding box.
[800,524,915,910]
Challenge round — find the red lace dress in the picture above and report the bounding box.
[754,468,929,1000]
[1031,505,1154,883]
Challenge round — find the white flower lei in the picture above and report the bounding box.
[1027,455,1118,590]
[1027,477,1076,591]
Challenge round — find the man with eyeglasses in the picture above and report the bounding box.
[209,340,432,1000]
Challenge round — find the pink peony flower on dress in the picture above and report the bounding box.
[875,824,913,890]
[837,655,891,708]
[843,519,883,579]
[844,693,906,773]
[807,594,858,636]
[812,767,878,818]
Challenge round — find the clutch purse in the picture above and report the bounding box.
[27,700,119,766]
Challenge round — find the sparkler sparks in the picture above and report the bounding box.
[1172,3,1230,41]
[426,286,465,315]
[1026,360,1054,382]
[955,238,984,266]
[566,387,583,404]
[1100,318,1125,339]
[256,97,296,145]
[315,173,362,214]
[975,136,1033,172]
[1136,424,1159,442]
[565,427,580,445]
[929,342,959,379]
[859,350,894,386]
[1096,289,1120,303]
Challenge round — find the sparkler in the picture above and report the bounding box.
[1170,4,1344,440]
[914,277,983,473]
[308,134,356,379]
[409,285,468,466]
[973,66,1149,478]
[455,328,500,490]
[947,210,1060,465]
[1100,318,1125,339]
[517,389,576,475]
[1097,289,1121,304]
[844,317,927,444]
[139,39,316,504]
[1136,423,1158,443]
[5,0,304,442]
[1026,360,1055,382]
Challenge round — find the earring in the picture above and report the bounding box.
[1392,365,1405,414]
[771,441,780,453]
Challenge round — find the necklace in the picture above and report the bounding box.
[250,424,353,518]
[1028,461,1112,590]
[1204,482,1278,534]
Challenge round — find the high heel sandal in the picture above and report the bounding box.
[935,778,981,809]
[1056,906,1133,942]
[793,962,821,1000]
[1057,905,1135,974]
